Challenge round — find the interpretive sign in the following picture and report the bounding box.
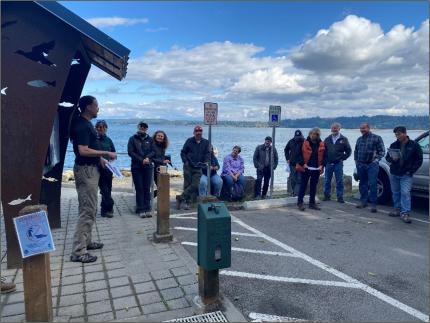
[14,210,55,258]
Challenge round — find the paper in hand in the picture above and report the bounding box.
[388,148,401,160]
[106,161,123,178]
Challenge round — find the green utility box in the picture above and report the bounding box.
[197,202,231,270]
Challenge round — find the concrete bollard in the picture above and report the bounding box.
[19,205,53,322]
[153,173,173,243]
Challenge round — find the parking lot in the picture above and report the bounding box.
[171,198,429,321]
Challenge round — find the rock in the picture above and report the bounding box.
[316,175,352,195]
[244,176,255,200]
[168,169,183,177]
[62,170,74,182]
[120,169,132,177]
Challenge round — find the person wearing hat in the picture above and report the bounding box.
[95,120,116,218]
[253,136,279,199]
[127,121,155,218]
[178,125,211,210]
[284,129,305,196]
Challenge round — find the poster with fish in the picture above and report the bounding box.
[14,210,55,258]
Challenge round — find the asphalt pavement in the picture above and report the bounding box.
[171,197,429,322]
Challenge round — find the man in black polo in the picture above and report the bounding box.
[178,125,210,210]
[70,95,117,263]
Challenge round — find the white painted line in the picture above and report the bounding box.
[249,312,306,322]
[231,215,430,322]
[173,216,197,220]
[171,212,197,218]
[220,270,360,288]
[181,242,300,258]
[173,227,259,237]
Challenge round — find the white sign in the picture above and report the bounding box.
[204,102,218,125]
[14,210,55,258]
[269,105,281,126]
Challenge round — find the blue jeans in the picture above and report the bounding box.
[222,174,245,192]
[324,162,344,199]
[199,174,223,197]
[390,174,412,214]
[357,162,379,205]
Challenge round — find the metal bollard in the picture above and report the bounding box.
[19,205,53,322]
[153,172,173,242]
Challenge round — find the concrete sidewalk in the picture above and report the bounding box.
[0,188,245,322]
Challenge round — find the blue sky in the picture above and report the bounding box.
[63,1,429,120]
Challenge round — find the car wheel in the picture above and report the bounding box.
[377,170,391,205]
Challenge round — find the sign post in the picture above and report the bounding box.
[204,102,218,196]
[268,105,281,198]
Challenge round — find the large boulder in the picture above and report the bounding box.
[316,175,352,195]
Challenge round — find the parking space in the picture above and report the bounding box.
[171,199,428,322]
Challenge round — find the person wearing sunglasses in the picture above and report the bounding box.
[95,120,116,218]
[177,125,211,210]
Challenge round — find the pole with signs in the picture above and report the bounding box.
[204,102,218,196]
[268,105,281,198]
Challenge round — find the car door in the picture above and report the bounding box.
[413,132,429,192]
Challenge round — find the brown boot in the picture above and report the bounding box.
[297,203,305,211]
[309,203,321,210]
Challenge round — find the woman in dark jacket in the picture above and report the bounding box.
[296,128,325,211]
[152,130,171,186]
[127,121,155,218]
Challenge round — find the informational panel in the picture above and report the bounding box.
[269,105,281,126]
[204,102,218,125]
[14,210,55,258]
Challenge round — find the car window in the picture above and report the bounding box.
[417,135,429,154]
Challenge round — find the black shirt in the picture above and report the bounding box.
[308,141,319,168]
[70,116,100,166]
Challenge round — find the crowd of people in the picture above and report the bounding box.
[63,95,424,264]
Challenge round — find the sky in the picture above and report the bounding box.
[62,1,429,121]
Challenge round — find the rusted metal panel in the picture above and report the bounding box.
[1,1,82,268]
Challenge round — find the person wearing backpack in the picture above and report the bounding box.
[221,145,245,200]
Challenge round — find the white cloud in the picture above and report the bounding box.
[86,16,428,120]
[86,17,149,28]
[144,27,168,33]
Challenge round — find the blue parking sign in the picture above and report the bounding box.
[14,210,55,258]
[271,114,279,122]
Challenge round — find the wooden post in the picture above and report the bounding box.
[153,173,173,242]
[19,205,53,322]
[198,266,219,305]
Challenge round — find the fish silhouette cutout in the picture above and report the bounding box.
[71,58,80,66]
[42,176,58,182]
[27,80,56,88]
[1,20,17,28]
[58,101,74,108]
[15,40,56,67]
[8,194,32,205]
[1,87,7,95]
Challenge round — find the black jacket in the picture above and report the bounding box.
[153,142,167,168]
[180,137,210,168]
[323,134,352,164]
[284,136,304,166]
[385,137,423,176]
[253,144,278,170]
[127,133,155,169]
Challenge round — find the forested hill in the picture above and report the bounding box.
[280,115,428,129]
[111,115,428,129]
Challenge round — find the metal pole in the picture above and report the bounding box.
[269,126,276,197]
[150,163,155,217]
[207,124,212,196]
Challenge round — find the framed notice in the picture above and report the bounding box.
[204,102,218,125]
[14,210,55,258]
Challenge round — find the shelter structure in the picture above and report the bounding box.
[1,1,130,268]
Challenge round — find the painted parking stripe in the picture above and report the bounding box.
[173,216,197,220]
[220,270,360,288]
[232,215,429,322]
[249,312,306,322]
[171,212,197,218]
[345,201,429,224]
[173,227,259,237]
[181,241,300,257]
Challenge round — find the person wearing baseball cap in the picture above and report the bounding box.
[253,136,279,199]
[177,125,211,210]
[284,129,305,196]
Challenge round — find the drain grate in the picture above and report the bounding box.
[166,311,228,322]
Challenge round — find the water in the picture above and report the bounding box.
[65,122,426,189]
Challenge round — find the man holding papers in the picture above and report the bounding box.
[386,126,423,223]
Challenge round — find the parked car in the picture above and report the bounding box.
[354,131,429,204]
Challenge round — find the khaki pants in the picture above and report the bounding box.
[72,164,100,256]
[181,165,202,203]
